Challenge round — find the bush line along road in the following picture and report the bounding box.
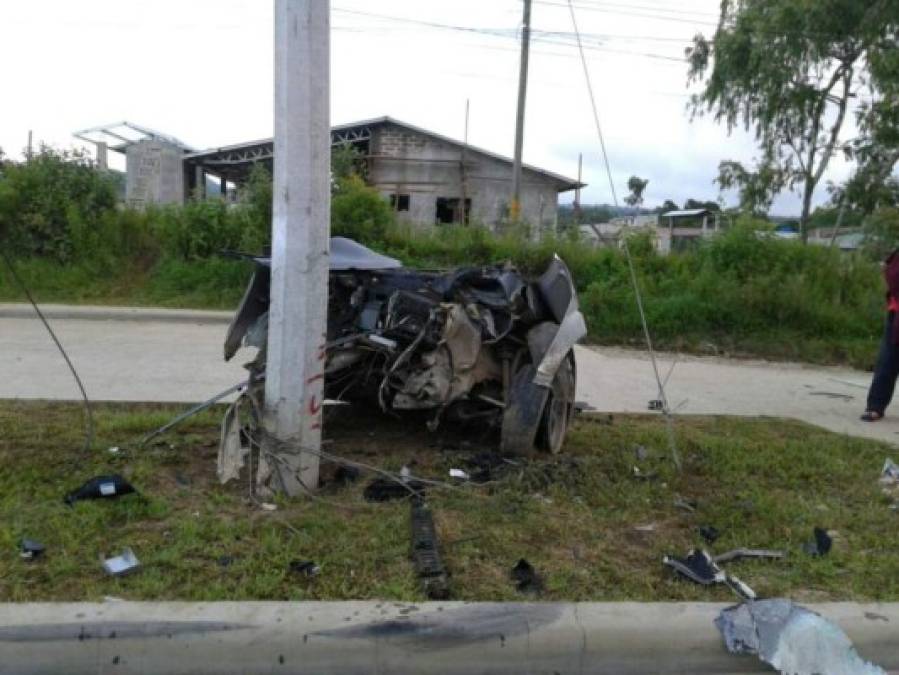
[0,148,890,370]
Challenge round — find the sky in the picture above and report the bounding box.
[0,0,856,214]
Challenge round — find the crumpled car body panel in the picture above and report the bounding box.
[225,238,586,453]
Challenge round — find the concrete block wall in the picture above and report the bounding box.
[125,139,185,207]
[370,124,560,232]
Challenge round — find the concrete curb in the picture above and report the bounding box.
[0,601,895,674]
[0,303,232,325]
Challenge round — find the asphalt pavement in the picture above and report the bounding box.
[1,303,895,445]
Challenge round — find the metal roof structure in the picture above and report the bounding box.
[184,116,583,191]
[661,208,711,218]
[73,121,194,153]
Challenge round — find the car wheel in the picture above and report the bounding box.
[537,350,576,454]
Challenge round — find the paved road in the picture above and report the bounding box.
[1,303,895,445]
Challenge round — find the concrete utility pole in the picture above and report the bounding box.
[459,99,469,225]
[574,153,582,225]
[263,0,331,495]
[510,0,532,222]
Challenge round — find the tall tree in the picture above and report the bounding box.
[624,176,649,209]
[688,0,899,239]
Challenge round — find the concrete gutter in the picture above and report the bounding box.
[0,303,232,325]
[0,601,895,674]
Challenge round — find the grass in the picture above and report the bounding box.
[1,400,897,602]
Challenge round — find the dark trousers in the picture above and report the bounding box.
[867,312,899,414]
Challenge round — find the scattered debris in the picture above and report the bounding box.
[663,549,756,600]
[574,400,597,413]
[217,400,248,484]
[634,523,657,533]
[107,446,121,455]
[410,499,449,599]
[802,527,833,557]
[648,399,664,411]
[699,526,720,544]
[448,468,470,480]
[217,555,234,568]
[334,465,361,485]
[259,502,278,512]
[363,478,425,502]
[511,558,543,594]
[19,539,45,561]
[880,459,899,501]
[102,547,141,576]
[712,548,785,564]
[882,458,899,479]
[64,475,137,506]
[462,451,512,483]
[634,444,649,462]
[673,496,697,513]
[632,466,658,481]
[716,599,886,675]
[288,560,321,578]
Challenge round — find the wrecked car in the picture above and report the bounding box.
[224,237,586,454]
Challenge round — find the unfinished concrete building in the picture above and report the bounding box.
[77,118,582,231]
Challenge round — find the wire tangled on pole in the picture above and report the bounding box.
[566,0,681,470]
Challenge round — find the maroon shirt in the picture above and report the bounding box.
[885,250,899,343]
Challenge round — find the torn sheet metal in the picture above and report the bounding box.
[217,401,248,485]
[716,599,886,675]
[712,548,785,564]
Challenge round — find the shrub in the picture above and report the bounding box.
[0,147,118,261]
[330,176,394,242]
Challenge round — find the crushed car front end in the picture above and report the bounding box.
[225,237,586,454]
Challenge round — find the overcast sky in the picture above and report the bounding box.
[0,0,855,214]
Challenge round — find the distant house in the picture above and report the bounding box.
[76,117,583,232]
[658,208,722,253]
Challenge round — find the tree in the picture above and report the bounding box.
[688,0,899,239]
[659,199,679,213]
[624,176,649,209]
[684,198,721,212]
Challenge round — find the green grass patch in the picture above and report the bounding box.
[1,401,897,602]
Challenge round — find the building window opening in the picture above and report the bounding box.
[435,197,471,225]
[390,193,410,212]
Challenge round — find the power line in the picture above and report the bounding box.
[566,0,682,471]
[562,0,720,20]
[1,249,94,453]
[334,6,689,65]
[539,0,720,27]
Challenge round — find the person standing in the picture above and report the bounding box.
[863,249,899,421]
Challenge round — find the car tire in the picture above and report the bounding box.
[537,350,576,454]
